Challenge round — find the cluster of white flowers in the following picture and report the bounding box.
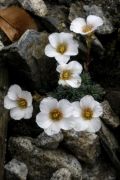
[45,15,103,88]
[4,15,104,136]
[36,95,103,136]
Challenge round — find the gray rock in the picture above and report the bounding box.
[84,5,113,34]
[17,0,47,17]
[50,168,72,180]
[5,159,28,180]
[106,90,120,116]
[0,30,57,91]
[46,4,68,31]
[101,100,120,128]
[68,2,84,22]
[9,136,82,180]
[0,0,17,7]
[34,131,63,149]
[82,159,116,180]
[63,130,101,164]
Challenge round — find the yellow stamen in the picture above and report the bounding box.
[60,70,72,80]
[57,43,67,54]
[49,109,63,121]
[82,107,93,120]
[17,98,27,109]
[82,25,93,33]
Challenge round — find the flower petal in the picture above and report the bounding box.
[59,117,74,130]
[44,123,61,136]
[87,118,102,133]
[64,40,79,56]
[36,112,52,129]
[80,95,95,109]
[45,44,59,57]
[73,118,88,131]
[59,32,73,43]
[7,84,22,100]
[72,101,81,117]
[87,15,103,29]
[66,76,81,88]
[56,63,67,73]
[40,97,58,113]
[21,91,32,106]
[58,79,67,86]
[55,54,70,64]
[24,106,33,119]
[93,102,103,117]
[10,107,25,120]
[49,33,60,48]
[58,99,73,118]
[70,18,86,34]
[67,61,83,74]
[4,96,17,109]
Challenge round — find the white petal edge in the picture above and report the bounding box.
[7,84,22,100]
[66,77,81,88]
[55,54,70,64]
[58,99,73,118]
[73,118,88,131]
[10,107,25,120]
[36,112,52,129]
[24,106,33,119]
[70,18,86,34]
[40,97,58,113]
[67,61,83,74]
[44,123,61,136]
[86,118,102,133]
[48,33,60,48]
[4,96,17,109]
[80,95,95,109]
[87,15,103,29]
[45,44,59,57]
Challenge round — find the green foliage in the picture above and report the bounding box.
[49,73,105,102]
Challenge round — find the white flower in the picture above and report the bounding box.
[45,32,79,64]
[56,61,83,88]
[36,97,74,136]
[4,84,33,120]
[72,95,103,133]
[70,15,103,35]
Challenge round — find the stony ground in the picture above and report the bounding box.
[0,0,120,179]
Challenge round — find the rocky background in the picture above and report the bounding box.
[0,0,120,179]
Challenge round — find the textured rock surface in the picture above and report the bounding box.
[101,101,120,128]
[17,0,48,17]
[34,132,63,149]
[9,136,82,180]
[63,130,101,164]
[5,159,28,180]
[50,168,71,180]
[82,158,116,180]
[0,30,57,91]
[106,90,120,116]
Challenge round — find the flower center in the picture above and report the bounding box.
[17,98,28,109]
[60,70,72,80]
[49,109,63,121]
[57,43,67,54]
[82,25,93,33]
[82,107,93,120]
